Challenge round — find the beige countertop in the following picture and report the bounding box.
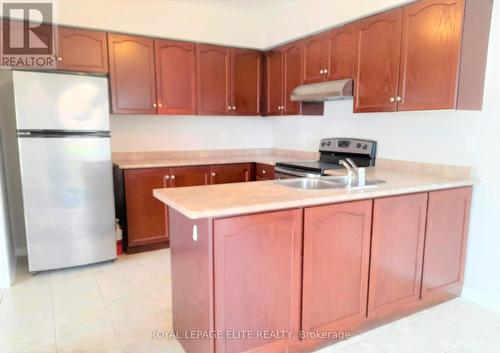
[153,166,477,220]
[113,149,318,169]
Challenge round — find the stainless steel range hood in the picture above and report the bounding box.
[290,79,353,102]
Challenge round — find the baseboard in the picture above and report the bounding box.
[461,286,500,313]
[14,246,26,256]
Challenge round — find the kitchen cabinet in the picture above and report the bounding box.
[231,49,261,115]
[57,27,108,73]
[354,0,492,112]
[368,193,428,319]
[155,39,197,115]
[302,200,372,333]
[210,163,252,184]
[168,166,210,188]
[397,0,465,111]
[265,49,284,116]
[327,24,356,80]
[196,44,231,115]
[354,8,404,113]
[302,33,329,84]
[282,41,302,115]
[108,34,157,114]
[255,163,275,180]
[124,168,170,253]
[421,187,472,303]
[213,209,302,353]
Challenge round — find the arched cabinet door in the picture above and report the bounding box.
[155,39,197,115]
[108,34,157,114]
[302,32,329,84]
[327,24,356,80]
[58,27,108,73]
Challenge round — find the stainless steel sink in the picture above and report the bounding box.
[276,177,386,191]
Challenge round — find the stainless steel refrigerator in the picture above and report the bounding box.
[0,70,116,272]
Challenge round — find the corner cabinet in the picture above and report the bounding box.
[108,34,157,114]
[231,49,261,115]
[354,0,493,112]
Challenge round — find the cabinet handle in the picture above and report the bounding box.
[165,175,170,180]
[262,170,266,174]
[320,69,324,75]
[227,106,232,111]
[390,97,396,103]
[57,57,62,62]
[171,175,176,180]
[232,106,236,110]
[211,172,216,177]
[396,96,403,102]
[323,69,328,74]
[153,103,157,108]
[158,103,163,108]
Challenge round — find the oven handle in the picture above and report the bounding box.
[274,167,321,179]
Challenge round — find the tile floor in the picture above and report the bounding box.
[1,249,500,353]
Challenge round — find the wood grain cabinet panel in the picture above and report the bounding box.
[327,24,356,80]
[398,0,465,111]
[354,8,403,113]
[210,163,251,184]
[196,44,231,115]
[213,209,303,353]
[255,163,275,180]
[265,50,284,116]
[155,39,197,115]
[57,27,108,73]
[302,33,329,84]
[108,34,157,114]
[124,168,170,251]
[303,200,372,333]
[421,187,472,303]
[169,166,210,188]
[231,48,261,116]
[282,41,302,115]
[368,193,428,319]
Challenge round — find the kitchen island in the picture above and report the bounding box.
[154,163,475,353]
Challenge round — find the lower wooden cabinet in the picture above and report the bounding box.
[124,168,170,253]
[255,163,275,180]
[213,209,302,353]
[421,187,472,302]
[303,200,372,333]
[210,163,252,184]
[169,166,210,188]
[368,193,428,319]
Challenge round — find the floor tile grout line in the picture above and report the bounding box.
[92,269,125,353]
[49,274,60,353]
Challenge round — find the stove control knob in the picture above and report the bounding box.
[363,144,368,150]
[326,141,331,146]
[321,142,326,146]
[356,143,362,148]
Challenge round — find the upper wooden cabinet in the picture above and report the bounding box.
[108,34,157,114]
[57,27,108,73]
[196,44,231,115]
[155,39,197,115]
[282,41,302,115]
[421,187,472,303]
[231,49,261,116]
[354,0,492,112]
[303,200,372,333]
[368,193,428,319]
[327,24,356,80]
[302,33,329,84]
[265,49,284,116]
[354,9,404,113]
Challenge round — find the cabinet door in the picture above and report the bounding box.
[302,33,329,84]
[231,48,261,116]
[155,39,197,115]
[255,163,275,180]
[108,34,157,114]
[354,9,403,113]
[124,168,170,250]
[197,44,231,115]
[327,24,356,80]
[282,41,302,115]
[210,163,251,184]
[368,193,428,319]
[169,166,210,187]
[57,27,108,73]
[266,50,284,116]
[303,200,372,333]
[398,0,465,111]
[213,209,302,353]
[421,187,472,303]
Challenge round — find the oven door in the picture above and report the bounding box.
[274,167,322,179]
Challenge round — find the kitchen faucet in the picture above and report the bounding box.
[339,159,366,187]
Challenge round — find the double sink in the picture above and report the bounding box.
[276,175,385,191]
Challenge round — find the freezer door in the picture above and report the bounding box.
[13,71,110,131]
[18,136,116,271]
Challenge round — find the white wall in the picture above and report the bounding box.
[272,0,500,311]
[0,141,16,289]
[110,115,272,152]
